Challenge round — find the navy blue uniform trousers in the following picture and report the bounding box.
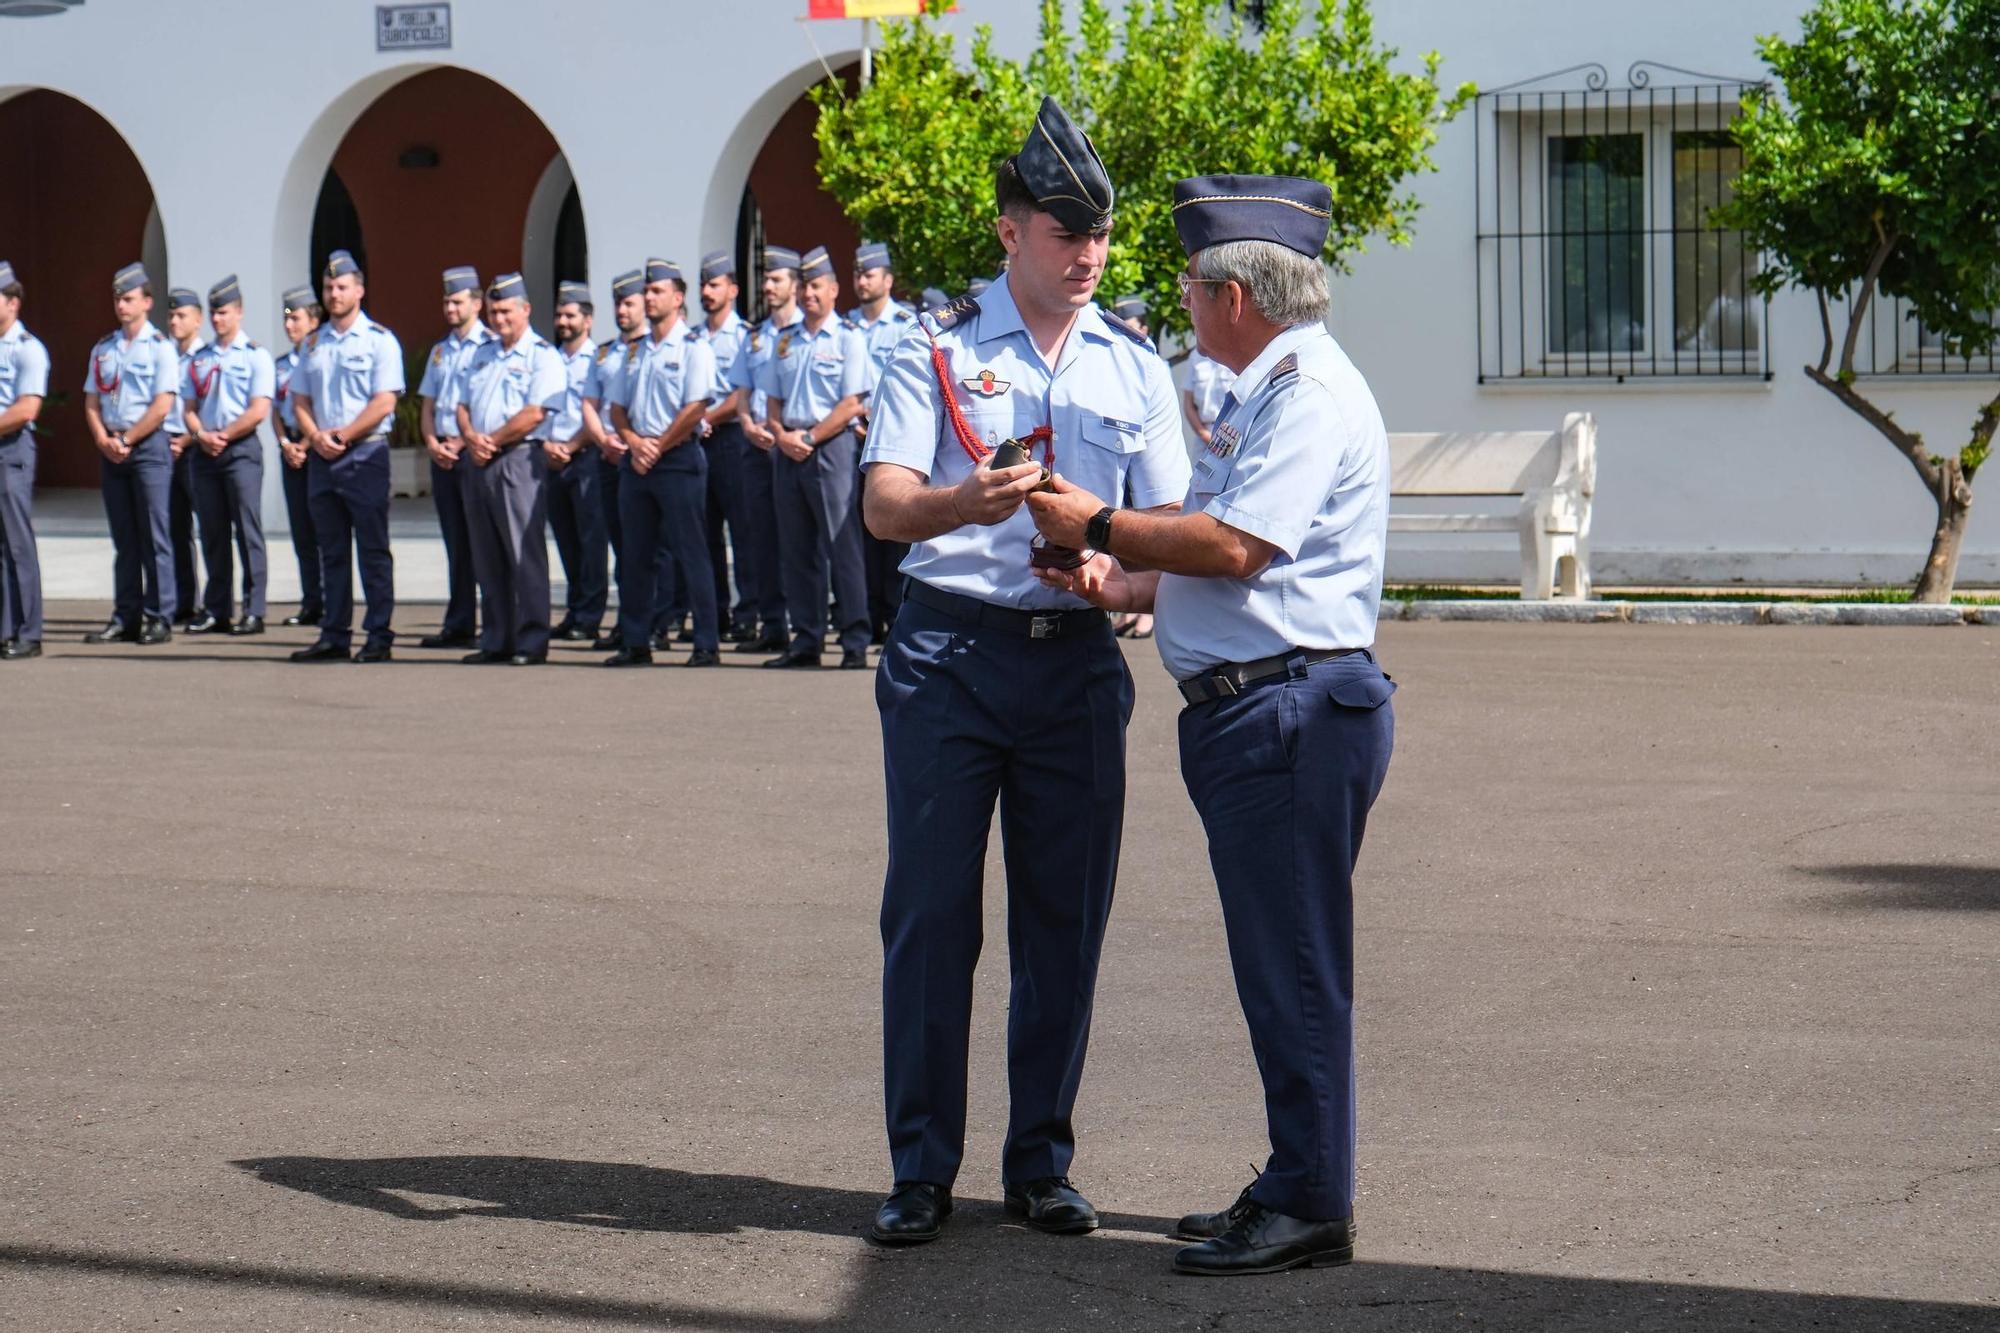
[616,447,716,653]
[101,428,176,627]
[462,443,551,659]
[307,438,394,650]
[703,422,752,631]
[279,441,322,617]
[0,429,42,643]
[431,450,478,638]
[192,439,267,621]
[547,444,608,631]
[168,439,199,620]
[876,595,1135,1187]
[738,435,787,637]
[1178,651,1395,1222]
[773,430,869,656]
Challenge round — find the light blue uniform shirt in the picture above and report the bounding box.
[164,341,203,436]
[846,301,917,392]
[863,273,1189,610]
[582,336,636,408]
[274,348,303,433]
[756,316,867,428]
[0,322,51,427]
[1153,322,1390,679]
[693,309,749,401]
[417,322,492,437]
[294,312,406,440]
[604,320,715,437]
[84,323,180,432]
[728,309,802,422]
[547,338,594,443]
[459,330,567,438]
[183,332,276,434]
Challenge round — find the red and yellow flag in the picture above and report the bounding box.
[808,0,954,16]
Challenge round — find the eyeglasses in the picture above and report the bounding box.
[1175,272,1229,298]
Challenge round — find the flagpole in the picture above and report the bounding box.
[860,16,873,88]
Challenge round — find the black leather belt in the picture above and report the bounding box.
[903,579,1107,640]
[1177,647,1363,705]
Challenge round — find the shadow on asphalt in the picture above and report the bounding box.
[1799,863,2000,911]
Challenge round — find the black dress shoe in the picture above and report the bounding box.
[1173,1180,1259,1240]
[462,649,508,664]
[553,623,599,642]
[734,630,787,654]
[230,616,266,636]
[186,611,226,634]
[0,639,42,660]
[647,631,668,652]
[839,649,869,670]
[675,625,696,643]
[420,631,477,649]
[725,623,757,643]
[603,646,653,667]
[588,635,619,652]
[290,641,350,663]
[684,649,721,667]
[83,619,138,644]
[355,642,393,663]
[137,619,172,645]
[870,1182,952,1246]
[507,652,547,666]
[283,608,322,627]
[762,646,821,669]
[1172,1202,1354,1276]
[1002,1177,1100,1235]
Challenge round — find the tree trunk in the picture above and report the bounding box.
[1913,457,1973,603]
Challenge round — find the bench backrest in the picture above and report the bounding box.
[1388,413,1594,498]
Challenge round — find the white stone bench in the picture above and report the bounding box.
[1388,412,1597,600]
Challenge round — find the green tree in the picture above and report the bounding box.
[1719,0,2000,600]
[811,0,1472,345]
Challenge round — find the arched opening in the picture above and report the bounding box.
[0,88,162,487]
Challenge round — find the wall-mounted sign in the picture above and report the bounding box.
[376,3,451,51]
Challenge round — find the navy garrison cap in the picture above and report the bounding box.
[112,262,150,295]
[610,269,644,301]
[919,287,949,311]
[208,275,243,308]
[643,258,682,285]
[487,272,527,303]
[699,250,735,282]
[0,260,17,289]
[442,265,480,297]
[854,241,892,272]
[1013,96,1114,234]
[762,245,801,274]
[1171,174,1333,259]
[324,249,361,280]
[798,247,834,282]
[281,284,316,311]
[556,280,591,308]
[966,276,992,299]
[1110,294,1146,323]
[167,287,201,311]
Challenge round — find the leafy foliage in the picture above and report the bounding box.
[811,0,1473,340]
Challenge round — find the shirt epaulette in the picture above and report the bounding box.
[1099,309,1151,348]
[927,295,980,335]
[891,306,914,322]
[1265,352,1300,390]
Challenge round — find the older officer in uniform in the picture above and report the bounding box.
[727,244,803,654]
[761,245,870,670]
[181,275,275,635]
[164,286,206,628]
[289,249,404,663]
[847,240,915,643]
[0,260,49,659]
[580,268,644,647]
[602,258,717,668]
[416,266,490,649]
[1028,175,1393,1277]
[274,286,324,627]
[455,272,565,666]
[693,250,755,642]
[82,263,180,645]
[546,279,607,643]
[859,97,1190,1244]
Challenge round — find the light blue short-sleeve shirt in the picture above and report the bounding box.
[847,302,917,393]
[582,336,632,407]
[605,320,715,438]
[417,323,492,437]
[730,310,802,422]
[84,323,180,432]
[759,317,867,427]
[294,312,406,439]
[460,331,567,438]
[862,273,1191,610]
[0,322,51,425]
[274,348,304,433]
[547,339,594,443]
[1153,322,1390,679]
[184,332,276,433]
[695,309,749,402]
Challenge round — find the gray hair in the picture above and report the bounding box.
[1196,240,1329,328]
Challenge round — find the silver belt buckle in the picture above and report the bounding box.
[1029,613,1060,639]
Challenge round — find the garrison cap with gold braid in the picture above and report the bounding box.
[281,284,315,312]
[0,260,14,289]
[442,265,480,296]
[643,258,682,285]
[700,250,735,282]
[1110,294,1147,323]
[487,272,527,303]
[324,249,361,280]
[610,268,644,301]
[1171,174,1333,258]
[112,262,150,295]
[762,245,801,274]
[798,247,834,283]
[854,241,892,272]
[207,275,243,309]
[1012,95,1114,235]
[167,287,201,311]
[557,280,591,308]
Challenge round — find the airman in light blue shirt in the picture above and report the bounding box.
[758,301,867,427]
[85,311,178,431]
[417,266,491,439]
[459,323,567,437]
[183,319,277,435]
[845,240,917,391]
[295,310,405,440]
[0,259,49,654]
[607,314,715,440]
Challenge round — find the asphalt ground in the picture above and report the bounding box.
[2,603,1997,1331]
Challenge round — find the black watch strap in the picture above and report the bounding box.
[1085,506,1115,552]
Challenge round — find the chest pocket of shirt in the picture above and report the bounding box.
[124,355,158,395]
[1189,449,1234,501]
[1075,410,1145,497]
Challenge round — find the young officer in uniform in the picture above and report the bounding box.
[859,97,1190,1244]
[601,258,717,668]
[181,275,275,635]
[274,286,324,626]
[847,240,916,643]
[692,250,754,642]
[1027,175,1394,1277]
[760,245,870,670]
[726,245,803,654]
[455,272,565,666]
[289,249,404,663]
[580,269,644,647]
[416,266,491,649]
[164,287,205,628]
[82,262,181,645]
[546,280,607,642]
[0,259,48,659]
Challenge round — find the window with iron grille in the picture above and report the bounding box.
[1841,294,1999,378]
[1476,63,1771,382]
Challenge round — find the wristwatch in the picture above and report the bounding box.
[1085,506,1115,552]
